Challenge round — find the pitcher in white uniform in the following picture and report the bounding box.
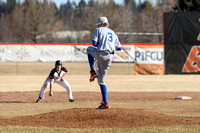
[36,60,74,103]
[87,17,122,109]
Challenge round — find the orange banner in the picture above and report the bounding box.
[134,64,164,75]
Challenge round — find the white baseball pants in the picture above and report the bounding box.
[39,77,73,99]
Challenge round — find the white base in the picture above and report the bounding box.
[174,96,192,100]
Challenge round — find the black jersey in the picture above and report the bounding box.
[49,67,67,80]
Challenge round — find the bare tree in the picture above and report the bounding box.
[135,1,162,43]
[2,0,59,43]
[0,0,177,43]
[24,0,57,43]
[116,1,138,43]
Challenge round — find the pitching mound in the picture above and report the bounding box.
[0,108,200,128]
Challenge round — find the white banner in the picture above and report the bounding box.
[135,48,164,64]
[0,45,134,62]
[37,45,73,62]
[113,45,135,62]
[6,45,39,62]
[0,46,6,62]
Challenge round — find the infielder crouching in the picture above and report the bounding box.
[87,17,122,109]
[36,60,74,103]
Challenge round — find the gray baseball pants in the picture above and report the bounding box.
[87,46,113,85]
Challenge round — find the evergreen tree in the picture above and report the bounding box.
[6,0,16,13]
[140,1,153,10]
[124,0,137,10]
[78,0,86,8]
[0,0,6,14]
[65,0,72,9]
[173,0,200,11]
[59,4,65,20]
[88,0,95,7]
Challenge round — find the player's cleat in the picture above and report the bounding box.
[89,71,97,82]
[36,97,42,103]
[69,99,75,102]
[97,103,110,109]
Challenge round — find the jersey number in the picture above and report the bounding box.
[107,32,113,42]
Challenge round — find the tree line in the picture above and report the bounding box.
[0,0,198,43]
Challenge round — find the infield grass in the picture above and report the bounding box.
[112,100,200,117]
[1,125,200,133]
[1,100,200,132]
[1,100,200,118]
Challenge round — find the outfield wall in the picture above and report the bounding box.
[0,43,135,62]
[0,43,163,74]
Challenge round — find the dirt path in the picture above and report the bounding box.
[1,92,200,103]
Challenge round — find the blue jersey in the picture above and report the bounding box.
[92,27,121,54]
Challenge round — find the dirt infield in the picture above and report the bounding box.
[1,92,200,103]
[1,62,200,128]
[0,92,200,128]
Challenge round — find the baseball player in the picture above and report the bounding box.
[87,16,122,109]
[36,60,74,103]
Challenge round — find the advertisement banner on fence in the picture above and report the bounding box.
[0,45,75,62]
[113,45,135,62]
[134,44,164,75]
[0,44,134,63]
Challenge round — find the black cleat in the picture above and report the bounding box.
[36,97,42,103]
[69,99,75,102]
